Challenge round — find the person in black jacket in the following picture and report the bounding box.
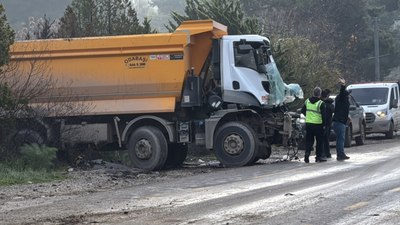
[301,87,327,163]
[321,89,334,159]
[332,78,350,161]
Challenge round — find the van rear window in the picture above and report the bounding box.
[350,88,388,105]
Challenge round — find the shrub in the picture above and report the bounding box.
[19,144,57,171]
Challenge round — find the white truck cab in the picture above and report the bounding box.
[347,82,400,138]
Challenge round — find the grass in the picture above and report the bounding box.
[0,144,66,186]
[0,161,66,186]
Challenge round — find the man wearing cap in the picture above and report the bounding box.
[332,78,351,161]
[301,87,327,163]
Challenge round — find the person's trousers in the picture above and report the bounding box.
[332,121,346,157]
[323,125,331,157]
[305,123,324,159]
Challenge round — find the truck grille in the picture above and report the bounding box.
[365,112,375,123]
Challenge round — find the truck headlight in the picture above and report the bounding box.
[376,110,387,118]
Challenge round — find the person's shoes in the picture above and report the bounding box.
[316,158,327,162]
[304,156,309,163]
[337,155,350,161]
[326,154,332,158]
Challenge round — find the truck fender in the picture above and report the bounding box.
[205,109,262,149]
[121,116,175,144]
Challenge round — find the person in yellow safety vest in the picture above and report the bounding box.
[301,87,327,163]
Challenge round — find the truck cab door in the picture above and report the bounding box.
[220,40,270,107]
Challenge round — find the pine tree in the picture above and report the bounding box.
[166,0,260,35]
[57,0,155,38]
[0,4,14,68]
[57,6,79,38]
[34,15,56,39]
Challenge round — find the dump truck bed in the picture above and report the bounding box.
[9,20,227,116]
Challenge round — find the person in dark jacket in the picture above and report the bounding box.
[332,78,350,161]
[321,89,334,158]
[301,87,327,163]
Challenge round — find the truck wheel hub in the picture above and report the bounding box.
[223,134,244,155]
[135,139,152,160]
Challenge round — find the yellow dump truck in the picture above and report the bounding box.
[9,20,303,170]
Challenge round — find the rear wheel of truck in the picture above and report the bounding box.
[12,128,46,151]
[355,123,366,145]
[127,126,168,171]
[214,122,259,167]
[164,143,188,169]
[385,122,394,139]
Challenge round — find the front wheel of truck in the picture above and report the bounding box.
[128,126,168,171]
[214,122,259,167]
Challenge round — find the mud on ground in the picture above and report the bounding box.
[0,146,301,204]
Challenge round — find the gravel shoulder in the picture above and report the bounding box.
[0,146,301,204]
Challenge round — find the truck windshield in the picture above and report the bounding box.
[350,88,388,105]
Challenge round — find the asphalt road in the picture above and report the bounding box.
[2,135,400,225]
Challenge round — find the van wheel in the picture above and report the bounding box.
[214,122,259,167]
[127,126,168,171]
[355,123,366,145]
[385,122,394,139]
[344,126,352,147]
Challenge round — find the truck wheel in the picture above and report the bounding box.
[259,143,272,159]
[164,143,188,169]
[385,122,394,139]
[13,128,46,149]
[127,126,168,171]
[344,126,352,147]
[355,123,366,145]
[214,122,259,167]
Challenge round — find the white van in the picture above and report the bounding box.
[347,82,400,138]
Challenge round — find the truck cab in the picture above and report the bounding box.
[347,82,400,138]
[220,35,302,108]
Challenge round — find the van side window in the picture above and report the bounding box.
[390,88,395,105]
[395,86,399,103]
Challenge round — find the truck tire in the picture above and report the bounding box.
[214,122,259,167]
[355,123,366,145]
[344,126,352,147]
[385,122,394,139]
[13,128,46,149]
[164,143,188,169]
[127,126,168,171]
